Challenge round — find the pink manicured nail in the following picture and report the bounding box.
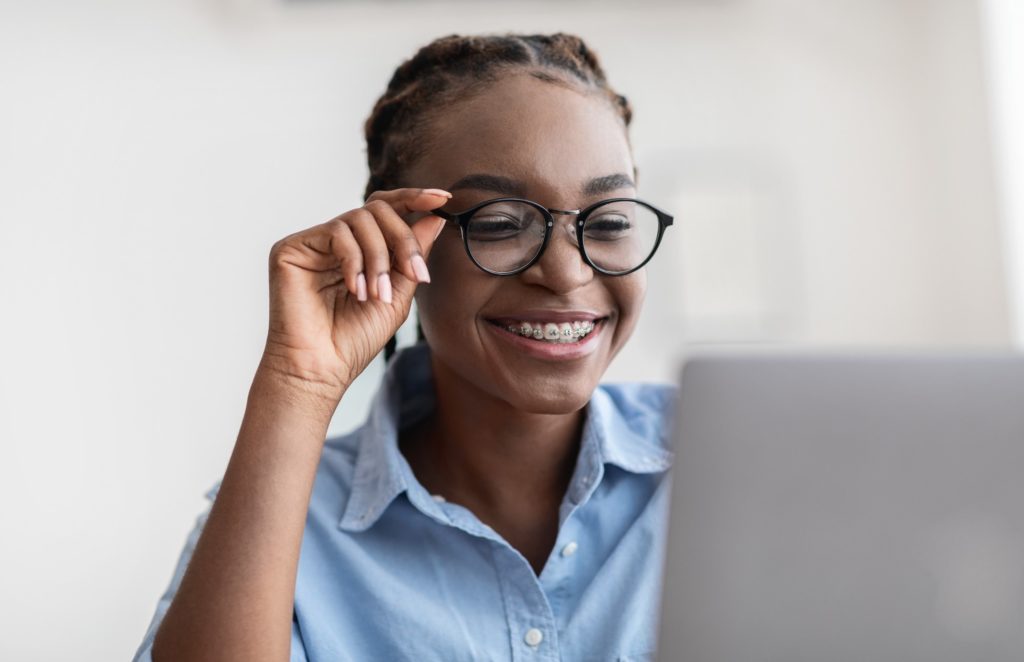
[356,273,367,301]
[377,273,392,303]
[422,188,452,199]
[411,254,431,283]
[432,218,446,242]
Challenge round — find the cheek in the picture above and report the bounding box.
[612,271,647,334]
[416,237,492,331]
[423,232,468,284]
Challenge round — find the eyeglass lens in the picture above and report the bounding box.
[464,200,661,274]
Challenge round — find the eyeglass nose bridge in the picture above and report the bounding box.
[543,208,585,230]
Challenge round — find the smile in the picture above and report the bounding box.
[495,320,596,344]
[485,313,607,343]
[483,316,609,362]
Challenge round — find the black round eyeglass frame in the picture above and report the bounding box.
[432,197,675,277]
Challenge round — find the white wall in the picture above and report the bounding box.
[0,0,1013,659]
[981,0,1024,346]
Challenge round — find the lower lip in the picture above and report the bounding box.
[484,319,606,361]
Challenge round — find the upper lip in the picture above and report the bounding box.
[486,309,608,324]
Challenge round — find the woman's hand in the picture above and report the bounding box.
[258,187,451,403]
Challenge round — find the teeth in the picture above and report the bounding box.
[500,319,599,343]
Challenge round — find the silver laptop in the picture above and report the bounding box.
[657,352,1024,662]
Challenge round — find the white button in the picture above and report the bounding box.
[524,628,544,647]
[561,541,578,557]
[431,494,446,502]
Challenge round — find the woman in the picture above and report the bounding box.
[136,33,676,661]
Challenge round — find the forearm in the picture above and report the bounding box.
[152,366,340,662]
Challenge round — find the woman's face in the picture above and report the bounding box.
[405,72,645,414]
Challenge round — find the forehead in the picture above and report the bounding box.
[409,73,634,200]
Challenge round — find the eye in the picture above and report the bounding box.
[467,214,529,241]
[584,214,632,240]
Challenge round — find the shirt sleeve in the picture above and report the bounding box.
[131,482,309,662]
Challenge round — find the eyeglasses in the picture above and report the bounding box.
[433,197,674,276]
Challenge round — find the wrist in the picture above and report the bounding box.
[250,358,346,422]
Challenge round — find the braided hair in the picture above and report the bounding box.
[363,33,634,361]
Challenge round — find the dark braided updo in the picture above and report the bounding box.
[363,32,633,201]
[364,33,634,360]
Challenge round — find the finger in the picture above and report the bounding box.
[409,213,448,260]
[323,219,364,300]
[387,214,448,302]
[345,208,392,303]
[365,187,452,218]
[363,199,433,285]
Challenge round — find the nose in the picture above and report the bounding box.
[518,214,594,293]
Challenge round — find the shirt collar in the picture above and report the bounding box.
[339,342,434,532]
[589,384,675,474]
[339,342,673,533]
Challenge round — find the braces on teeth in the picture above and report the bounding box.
[503,320,597,343]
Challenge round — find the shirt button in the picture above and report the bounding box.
[561,541,579,557]
[431,494,446,502]
[524,628,544,647]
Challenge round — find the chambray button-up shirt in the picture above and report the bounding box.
[134,342,677,662]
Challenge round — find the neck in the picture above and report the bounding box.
[401,355,585,514]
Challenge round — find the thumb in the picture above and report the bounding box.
[411,214,448,260]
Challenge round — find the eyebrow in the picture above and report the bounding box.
[446,172,636,198]
[582,172,636,196]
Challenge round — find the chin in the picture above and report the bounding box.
[502,377,598,415]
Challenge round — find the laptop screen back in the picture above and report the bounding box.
[657,353,1024,662]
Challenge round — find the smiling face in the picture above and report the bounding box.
[403,72,645,414]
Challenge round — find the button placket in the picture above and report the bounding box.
[491,542,560,661]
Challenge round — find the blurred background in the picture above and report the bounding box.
[1,0,1021,659]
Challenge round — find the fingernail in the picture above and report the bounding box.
[411,254,431,283]
[432,218,446,242]
[422,188,452,199]
[356,273,367,302]
[377,273,392,303]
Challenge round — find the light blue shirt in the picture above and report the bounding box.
[134,342,677,661]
